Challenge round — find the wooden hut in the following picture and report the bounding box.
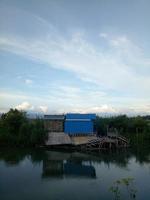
[44,115,65,132]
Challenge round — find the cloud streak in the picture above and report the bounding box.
[0,6,150,115]
[0,29,150,98]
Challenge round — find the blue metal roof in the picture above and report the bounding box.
[64,121,94,135]
[66,113,96,120]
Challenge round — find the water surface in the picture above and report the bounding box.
[0,148,150,200]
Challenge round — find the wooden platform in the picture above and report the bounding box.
[71,135,97,145]
[77,136,129,150]
[45,132,72,146]
[45,133,129,150]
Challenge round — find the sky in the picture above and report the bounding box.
[0,0,150,115]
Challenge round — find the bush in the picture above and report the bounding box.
[0,109,47,147]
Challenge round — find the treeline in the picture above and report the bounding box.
[0,109,47,147]
[96,115,150,147]
[1,109,150,148]
[96,115,150,135]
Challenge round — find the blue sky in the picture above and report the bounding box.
[0,0,150,115]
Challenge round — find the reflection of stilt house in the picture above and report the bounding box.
[64,161,96,178]
[44,115,65,132]
[42,151,96,179]
[42,160,63,178]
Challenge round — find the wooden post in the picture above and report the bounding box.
[109,142,111,149]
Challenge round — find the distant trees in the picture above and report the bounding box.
[0,109,47,146]
[95,115,150,147]
[96,115,150,135]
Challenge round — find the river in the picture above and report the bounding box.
[0,148,150,200]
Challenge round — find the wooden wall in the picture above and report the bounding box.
[44,120,64,132]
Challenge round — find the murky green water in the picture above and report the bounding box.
[0,148,150,200]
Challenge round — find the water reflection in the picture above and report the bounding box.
[0,147,150,167]
[0,147,150,200]
[42,151,96,178]
[64,161,96,178]
[0,148,27,166]
[43,160,63,178]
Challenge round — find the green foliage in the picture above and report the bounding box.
[95,116,107,135]
[110,177,137,200]
[96,115,150,147]
[96,115,150,135]
[30,119,47,145]
[0,109,47,147]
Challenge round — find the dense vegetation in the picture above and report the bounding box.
[0,109,47,147]
[96,115,150,135]
[96,115,150,148]
[0,109,150,148]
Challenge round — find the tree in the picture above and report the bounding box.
[30,119,47,146]
[0,109,27,144]
[0,109,47,146]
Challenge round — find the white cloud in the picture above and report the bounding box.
[39,106,48,113]
[97,104,116,113]
[99,33,108,38]
[15,101,33,110]
[71,105,117,114]
[1,90,150,115]
[25,79,33,84]
[110,36,129,47]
